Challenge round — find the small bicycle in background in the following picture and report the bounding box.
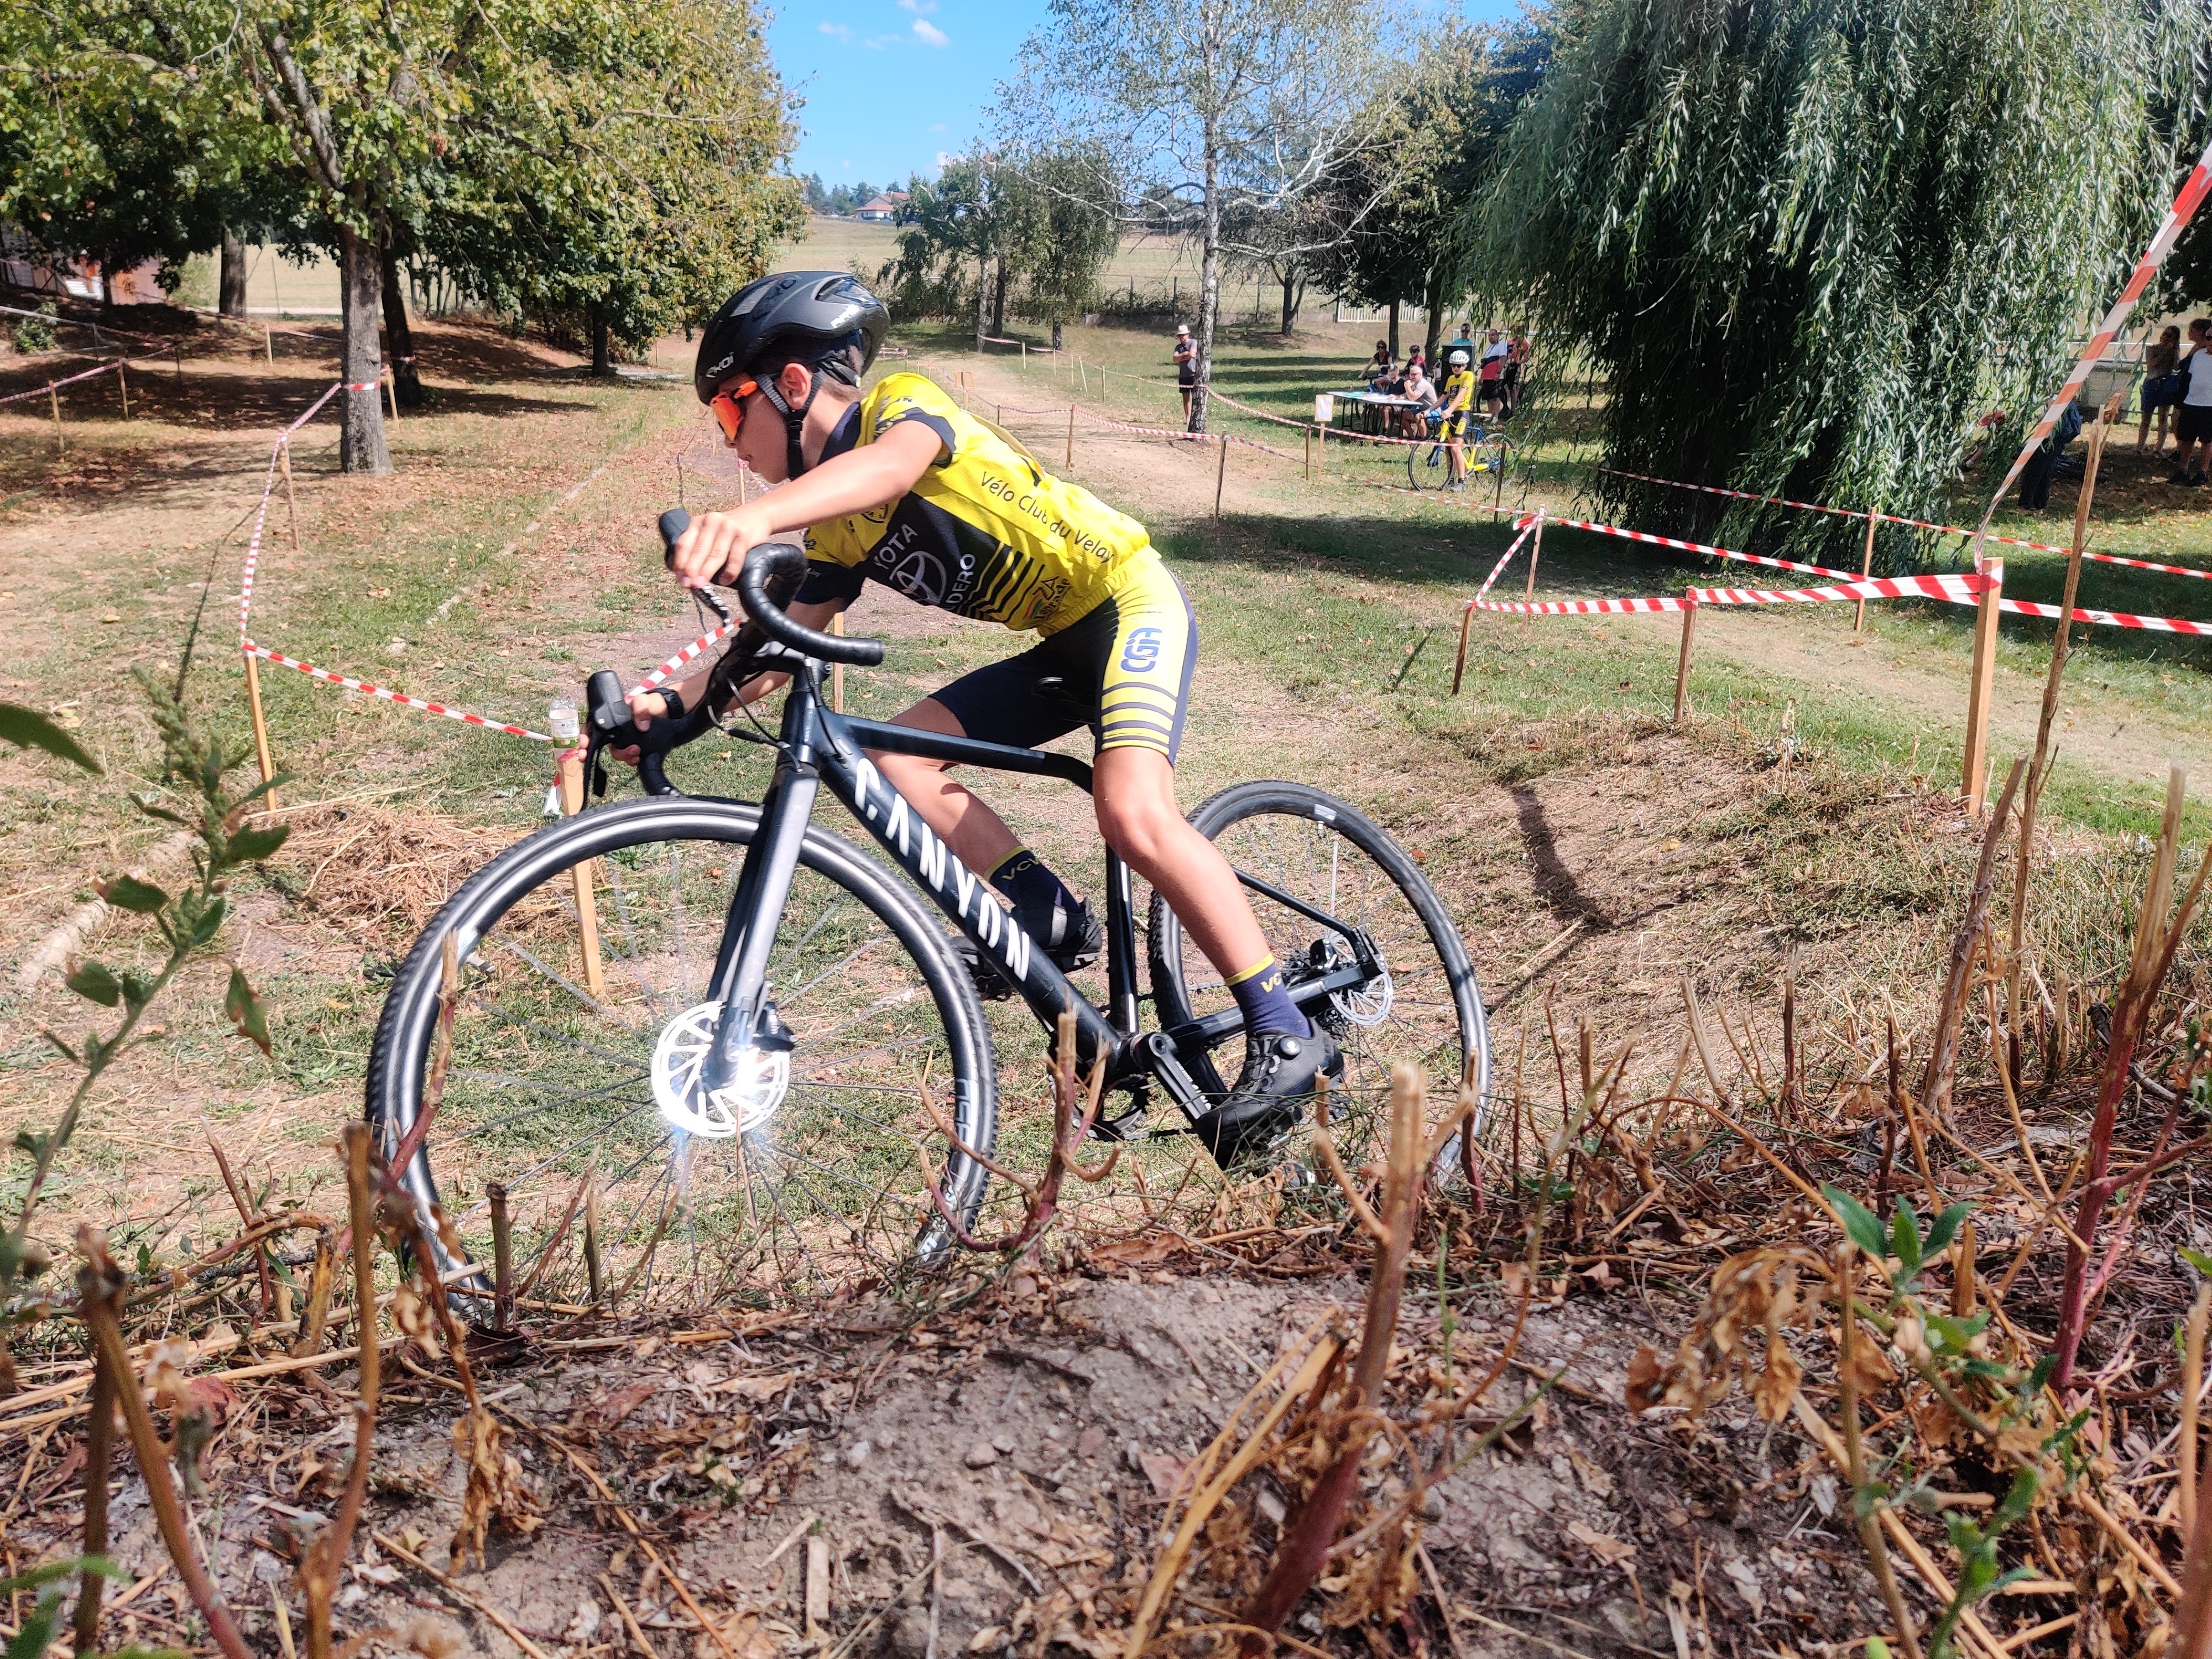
[365,519,1491,1312]
[1406,411,1509,495]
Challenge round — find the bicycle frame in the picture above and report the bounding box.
[690,656,1384,1123]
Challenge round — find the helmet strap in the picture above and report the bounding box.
[759,367,826,478]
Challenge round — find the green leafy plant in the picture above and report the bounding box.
[9,302,59,354]
[0,1557,176,1659]
[1,674,286,1389]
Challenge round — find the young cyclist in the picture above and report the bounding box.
[1438,348,1477,491]
[623,271,1341,1163]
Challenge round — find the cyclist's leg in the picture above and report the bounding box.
[1084,566,1308,1041]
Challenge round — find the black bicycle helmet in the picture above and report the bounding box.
[695,272,891,477]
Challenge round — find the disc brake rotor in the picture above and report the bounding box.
[1313,936,1392,1030]
[650,1001,791,1139]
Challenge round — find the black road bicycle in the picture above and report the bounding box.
[365,519,1490,1307]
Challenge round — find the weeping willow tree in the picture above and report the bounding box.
[1478,0,2212,567]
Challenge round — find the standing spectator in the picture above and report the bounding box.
[1439,348,1477,491]
[2169,317,2212,486]
[2140,324,2183,453]
[2017,399,2082,509]
[1478,328,1507,418]
[1364,339,1394,387]
[1173,324,1198,425]
[1501,330,1531,419]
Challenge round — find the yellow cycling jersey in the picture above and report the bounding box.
[798,373,1157,635]
[1441,369,1475,412]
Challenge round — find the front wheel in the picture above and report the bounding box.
[364,795,997,1311]
[1148,781,1489,1170]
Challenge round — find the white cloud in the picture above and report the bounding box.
[929,123,947,133]
[935,150,953,170]
[912,18,948,45]
[817,19,852,40]
[897,0,938,11]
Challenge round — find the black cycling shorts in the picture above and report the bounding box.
[932,556,1197,763]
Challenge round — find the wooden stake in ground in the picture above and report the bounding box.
[830,613,847,715]
[1303,426,1312,481]
[242,650,278,811]
[384,372,400,422]
[1066,404,1075,469]
[1524,512,1545,601]
[1451,601,1476,697]
[48,382,63,455]
[115,362,128,420]
[555,748,607,998]
[278,441,302,555]
[1214,437,1228,521]
[1854,506,1877,632]
[265,325,275,367]
[1673,591,1699,723]
[1959,558,2004,810]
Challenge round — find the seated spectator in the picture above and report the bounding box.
[1397,361,1436,436]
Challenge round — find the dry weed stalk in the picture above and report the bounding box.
[1241,1065,1432,1641]
[76,1228,254,1659]
[917,1009,1118,1254]
[299,1123,381,1659]
[2052,766,2212,1386]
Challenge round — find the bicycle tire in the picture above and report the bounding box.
[364,795,997,1307]
[1146,780,1490,1168]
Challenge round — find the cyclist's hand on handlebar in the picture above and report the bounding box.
[669,504,774,591]
[608,687,683,768]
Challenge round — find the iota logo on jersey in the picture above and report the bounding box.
[1119,627,1164,674]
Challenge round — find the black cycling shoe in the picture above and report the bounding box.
[1191,1024,1344,1167]
[957,896,1103,999]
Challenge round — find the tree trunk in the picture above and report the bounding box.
[219,231,248,317]
[590,302,612,375]
[336,223,391,476]
[1280,273,1298,337]
[1387,299,1401,361]
[380,245,425,408]
[991,257,1010,338]
[1192,149,1219,435]
[974,254,989,352]
[1423,263,1447,365]
[1052,317,1064,351]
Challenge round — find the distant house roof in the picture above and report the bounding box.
[856,192,906,217]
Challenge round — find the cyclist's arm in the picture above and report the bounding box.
[667,422,943,591]
[617,597,846,758]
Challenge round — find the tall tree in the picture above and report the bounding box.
[1479,0,2210,565]
[1006,0,1408,431]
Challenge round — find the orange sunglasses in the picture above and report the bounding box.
[708,377,759,442]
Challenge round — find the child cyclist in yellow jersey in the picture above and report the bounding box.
[622,272,1340,1163]
[1438,348,1477,492]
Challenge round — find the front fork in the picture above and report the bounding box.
[698,754,817,1096]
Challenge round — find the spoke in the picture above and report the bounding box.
[781,935,891,1013]
[486,934,615,1021]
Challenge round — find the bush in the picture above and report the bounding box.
[11,302,58,354]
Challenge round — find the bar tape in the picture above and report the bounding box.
[1984,132,2212,521]
[1597,465,2212,579]
[244,639,553,741]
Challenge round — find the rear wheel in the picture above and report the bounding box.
[1147,781,1488,1171]
[364,796,995,1311]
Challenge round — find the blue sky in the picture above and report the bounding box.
[770,0,1027,192]
[771,1,1519,191]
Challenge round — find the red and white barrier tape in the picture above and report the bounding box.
[1598,464,2212,580]
[1692,573,1991,607]
[244,640,553,741]
[237,383,349,645]
[1475,593,1692,616]
[1984,136,2212,524]
[1539,514,1859,582]
[638,619,742,690]
[1997,596,2212,635]
[0,356,135,406]
[1473,517,1541,602]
